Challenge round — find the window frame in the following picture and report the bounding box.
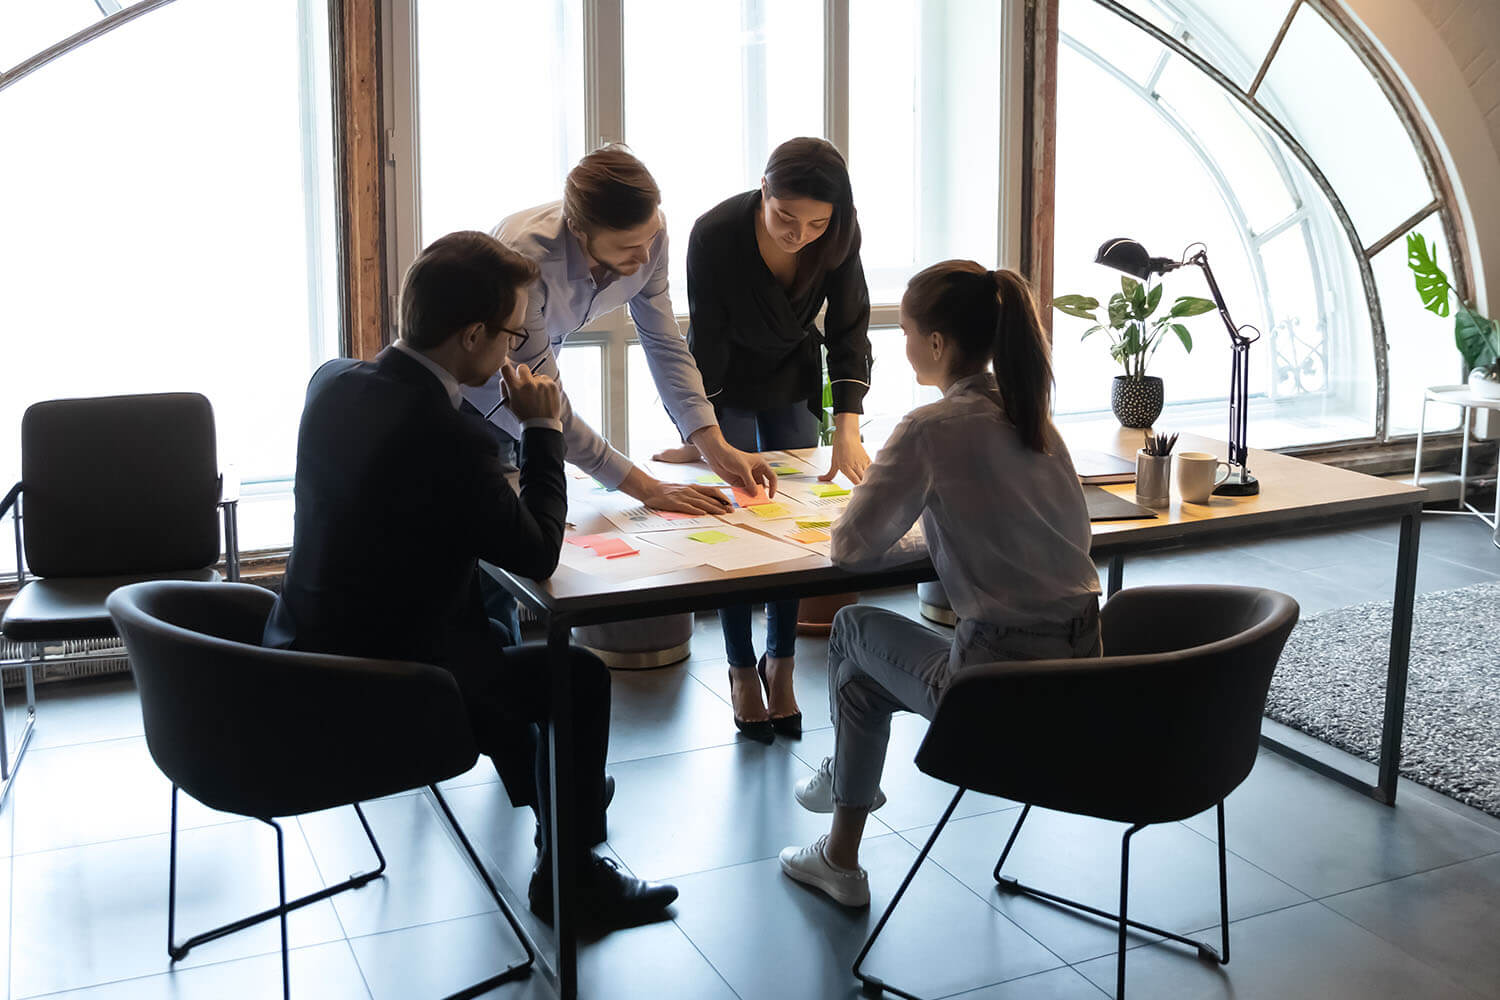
[384,0,1024,456]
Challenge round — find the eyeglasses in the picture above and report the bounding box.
[497,325,529,352]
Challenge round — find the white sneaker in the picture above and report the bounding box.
[795,757,886,814]
[779,836,870,907]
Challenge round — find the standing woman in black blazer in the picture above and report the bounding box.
[686,136,873,741]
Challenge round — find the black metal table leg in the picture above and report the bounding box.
[547,616,579,1000]
[1259,505,1422,806]
[1107,555,1124,597]
[1377,510,1420,804]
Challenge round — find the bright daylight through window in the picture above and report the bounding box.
[0,0,339,569]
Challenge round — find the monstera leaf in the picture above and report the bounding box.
[1407,232,1452,318]
[1455,307,1500,374]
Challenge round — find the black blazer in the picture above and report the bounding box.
[686,190,872,419]
[264,348,567,802]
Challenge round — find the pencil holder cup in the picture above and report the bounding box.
[1135,450,1171,508]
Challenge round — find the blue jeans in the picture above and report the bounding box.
[715,402,820,668]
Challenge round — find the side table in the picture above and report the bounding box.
[1413,384,1500,549]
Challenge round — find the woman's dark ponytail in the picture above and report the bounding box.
[990,268,1054,453]
[902,261,1054,453]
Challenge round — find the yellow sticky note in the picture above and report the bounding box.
[748,502,792,519]
[769,464,802,476]
[811,483,850,497]
[688,529,734,544]
[788,527,831,544]
[695,473,728,486]
[796,517,834,529]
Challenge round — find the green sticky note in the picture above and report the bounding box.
[811,483,850,497]
[694,473,728,486]
[688,529,734,544]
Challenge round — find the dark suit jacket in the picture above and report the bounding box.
[264,347,567,805]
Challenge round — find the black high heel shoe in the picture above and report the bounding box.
[728,667,774,744]
[757,654,803,739]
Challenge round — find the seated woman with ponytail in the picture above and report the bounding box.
[778,261,1103,908]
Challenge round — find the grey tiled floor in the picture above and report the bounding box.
[4,516,1500,998]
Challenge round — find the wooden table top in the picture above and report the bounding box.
[486,426,1425,619]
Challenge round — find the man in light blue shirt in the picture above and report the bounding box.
[464,147,775,512]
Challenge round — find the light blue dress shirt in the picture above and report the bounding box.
[459,201,716,489]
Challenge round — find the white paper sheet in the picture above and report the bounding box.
[556,531,705,582]
[594,502,724,534]
[648,525,822,572]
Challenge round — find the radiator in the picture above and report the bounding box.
[1,637,130,689]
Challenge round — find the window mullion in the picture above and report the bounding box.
[824,0,849,153]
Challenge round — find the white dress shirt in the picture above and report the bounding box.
[457,202,716,488]
[393,340,562,433]
[831,371,1101,626]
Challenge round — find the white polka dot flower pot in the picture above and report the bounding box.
[1111,375,1164,428]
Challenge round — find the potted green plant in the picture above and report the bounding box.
[1406,233,1500,400]
[1053,277,1216,428]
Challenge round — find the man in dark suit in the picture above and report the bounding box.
[265,230,676,927]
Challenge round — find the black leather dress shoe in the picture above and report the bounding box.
[528,853,679,928]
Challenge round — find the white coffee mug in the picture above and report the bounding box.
[1175,451,1230,503]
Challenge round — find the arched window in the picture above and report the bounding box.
[1050,0,1470,449]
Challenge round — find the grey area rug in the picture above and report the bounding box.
[1265,580,1500,818]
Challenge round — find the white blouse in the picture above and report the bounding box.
[830,372,1101,626]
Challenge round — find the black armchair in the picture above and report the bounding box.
[0,392,240,803]
[106,580,533,1000]
[854,585,1299,1000]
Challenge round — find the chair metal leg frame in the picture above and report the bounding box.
[852,787,967,999]
[0,645,38,809]
[427,783,535,999]
[991,802,1232,1000]
[166,785,388,964]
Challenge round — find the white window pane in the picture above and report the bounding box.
[627,344,684,460]
[623,0,822,298]
[557,344,604,437]
[1259,221,1376,439]
[861,328,939,437]
[1154,57,1297,233]
[1260,6,1432,247]
[0,0,98,70]
[1379,224,1463,435]
[850,0,1003,304]
[415,0,583,244]
[1058,0,1167,85]
[1158,0,1297,87]
[0,0,338,562]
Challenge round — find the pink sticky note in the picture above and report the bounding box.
[589,537,638,558]
[654,510,697,521]
[731,486,770,507]
[566,534,611,547]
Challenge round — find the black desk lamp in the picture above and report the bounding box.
[1095,238,1260,496]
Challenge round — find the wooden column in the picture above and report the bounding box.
[1020,0,1059,338]
[332,0,388,360]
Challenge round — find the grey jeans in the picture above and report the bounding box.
[827,601,1102,809]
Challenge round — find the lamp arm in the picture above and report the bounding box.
[1183,249,1251,347]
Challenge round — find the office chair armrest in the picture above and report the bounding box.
[216,469,240,581]
[0,482,19,520]
[2,482,22,587]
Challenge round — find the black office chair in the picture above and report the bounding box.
[106,580,534,1000]
[0,392,239,804]
[853,585,1299,1000]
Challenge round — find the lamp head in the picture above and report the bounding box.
[1095,237,1178,279]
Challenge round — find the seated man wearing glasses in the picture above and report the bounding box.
[264,230,678,928]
